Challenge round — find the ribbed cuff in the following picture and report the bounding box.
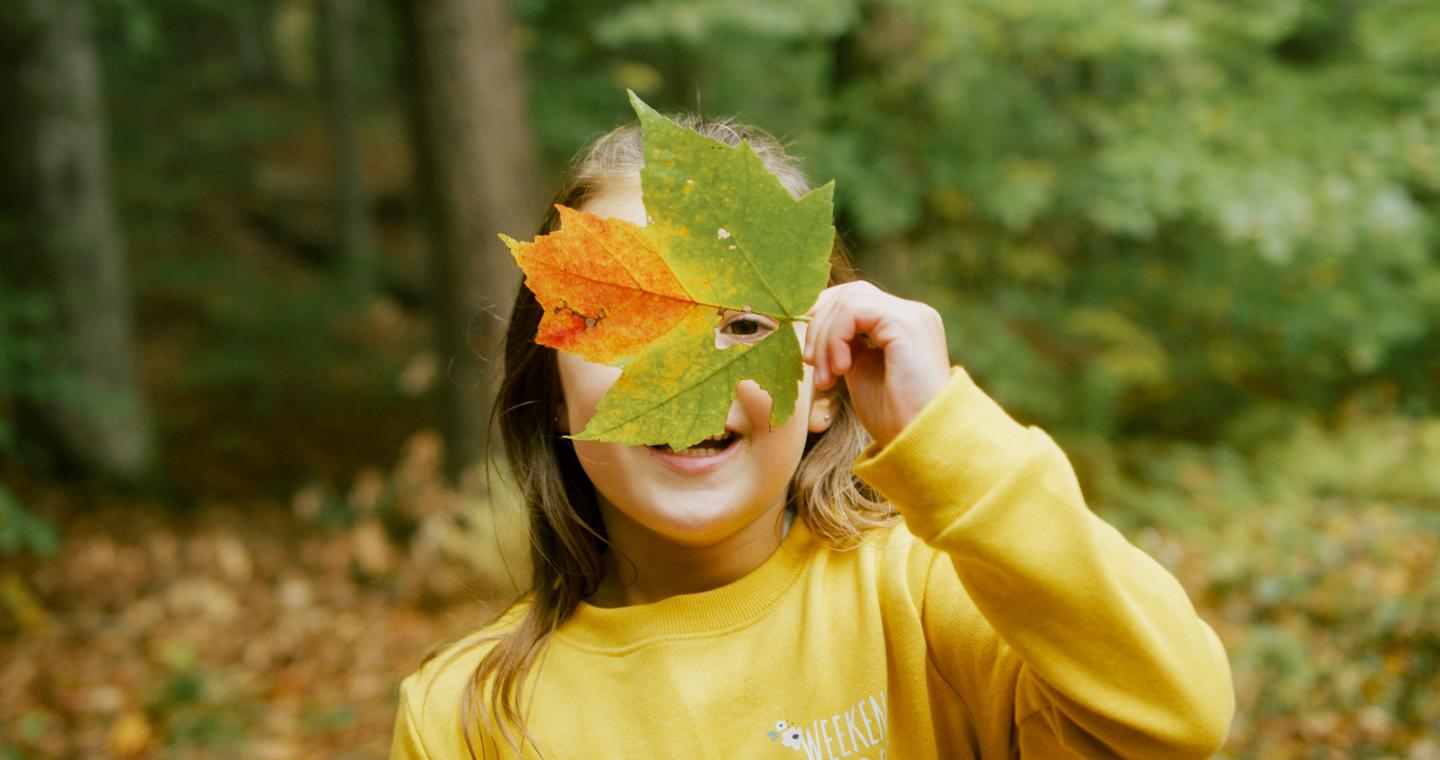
[851,366,1030,542]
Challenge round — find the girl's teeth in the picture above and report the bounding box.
[668,446,718,457]
[654,435,733,456]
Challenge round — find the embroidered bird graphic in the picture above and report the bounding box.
[767,720,805,751]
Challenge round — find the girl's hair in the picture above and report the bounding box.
[445,114,897,756]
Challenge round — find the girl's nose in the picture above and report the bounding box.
[732,379,774,432]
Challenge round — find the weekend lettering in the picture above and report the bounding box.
[796,691,888,760]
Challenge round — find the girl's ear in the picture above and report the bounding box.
[807,393,836,434]
[554,402,571,434]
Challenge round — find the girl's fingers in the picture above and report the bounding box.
[829,334,852,379]
[811,301,839,388]
[820,295,863,387]
[810,284,881,388]
[823,300,858,381]
[804,281,953,444]
[807,282,897,389]
[802,288,834,362]
[828,298,887,379]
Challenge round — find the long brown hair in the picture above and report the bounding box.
[445,114,897,757]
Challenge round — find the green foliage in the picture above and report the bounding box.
[595,0,860,45]
[1084,409,1440,754]
[0,490,58,559]
[516,0,1440,441]
[302,704,358,735]
[64,0,1440,467]
[138,251,386,404]
[0,711,52,759]
[0,289,60,558]
[146,639,252,751]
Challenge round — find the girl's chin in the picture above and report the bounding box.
[629,498,774,546]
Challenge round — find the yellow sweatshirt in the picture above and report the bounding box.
[390,367,1234,759]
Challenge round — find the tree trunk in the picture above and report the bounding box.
[0,0,155,481]
[237,0,283,88]
[394,0,540,481]
[321,0,376,297]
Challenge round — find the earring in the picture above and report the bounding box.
[822,413,831,422]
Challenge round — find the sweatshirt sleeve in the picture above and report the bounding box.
[389,675,434,760]
[851,367,1234,758]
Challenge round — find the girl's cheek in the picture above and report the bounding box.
[571,439,620,470]
[736,379,777,424]
[736,380,810,440]
[557,353,623,428]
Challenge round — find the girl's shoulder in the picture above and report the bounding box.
[394,596,532,733]
[817,516,989,629]
[418,595,532,672]
[826,515,939,573]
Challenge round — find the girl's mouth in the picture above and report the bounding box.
[647,431,738,457]
[645,431,741,472]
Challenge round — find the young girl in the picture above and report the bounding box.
[390,116,1234,759]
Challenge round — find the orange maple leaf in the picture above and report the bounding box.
[502,205,699,364]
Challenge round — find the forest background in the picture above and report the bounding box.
[2,0,1439,757]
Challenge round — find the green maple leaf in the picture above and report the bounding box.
[573,306,805,448]
[505,91,834,450]
[630,93,833,321]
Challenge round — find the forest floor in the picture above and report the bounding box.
[5,453,1440,759]
[2,476,504,759]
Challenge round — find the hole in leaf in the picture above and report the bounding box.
[554,300,605,330]
[713,309,777,349]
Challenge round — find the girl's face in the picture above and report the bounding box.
[556,179,832,549]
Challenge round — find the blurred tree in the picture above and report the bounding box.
[394,0,541,480]
[0,0,154,482]
[238,0,284,87]
[321,0,376,296]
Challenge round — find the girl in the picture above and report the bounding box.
[390,115,1234,759]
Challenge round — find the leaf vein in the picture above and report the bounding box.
[585,334,784,438]
[664,146,793,317]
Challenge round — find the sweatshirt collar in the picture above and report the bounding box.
[557,516,817,653]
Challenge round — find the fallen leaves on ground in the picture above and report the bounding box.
[0,431,524,759]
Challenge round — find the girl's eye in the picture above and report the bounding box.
[715,312,777,348]
[727,319,762,336]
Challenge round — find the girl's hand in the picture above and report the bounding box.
[802,281,951,447]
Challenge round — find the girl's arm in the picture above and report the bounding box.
[805,282,1234,758]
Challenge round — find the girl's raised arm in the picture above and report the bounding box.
[808,282,1235,758]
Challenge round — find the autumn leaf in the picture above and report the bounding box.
[500,205,695,364]
[571,307,804,447]
[502,91,834,449]
[630,93,833,321]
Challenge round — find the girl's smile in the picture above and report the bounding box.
[645,429,742,472]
